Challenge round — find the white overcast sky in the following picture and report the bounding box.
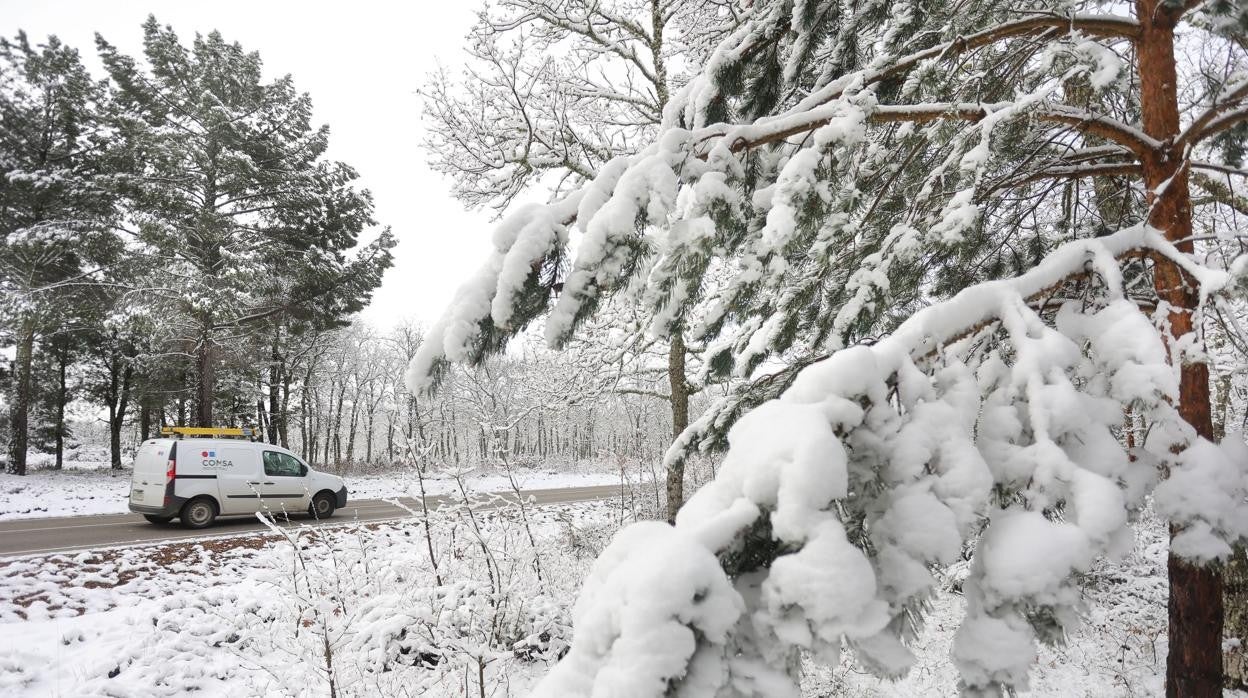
[2,0,494,330]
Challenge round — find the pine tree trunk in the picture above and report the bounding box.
[54,344,68,470]
[176,369,187,427]
[1135,1,1223,694]
[256,397,268,441]
[666,329,688,522]
[195,326,214,428]
[108,359,132,469]
[140,401,152,443]
[300,382,310,458]
[279,372,291,448]
[269,331,282,445]
[109,408,124,469]
[6,319,34,476]
[109,363,132,470]
[108,403,122,468]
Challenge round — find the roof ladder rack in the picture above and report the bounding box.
[159,427,255,440]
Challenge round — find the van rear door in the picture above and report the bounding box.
[130,441,173,509]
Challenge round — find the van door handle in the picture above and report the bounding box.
[247,481,262,485]
[263,481,274,485]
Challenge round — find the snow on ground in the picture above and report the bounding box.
[344,468,634,501]
[0,457,633,521]
[0,494,1187,697]
[0,444,1191,698]
[0,460,133,520]
[0,498,623,696]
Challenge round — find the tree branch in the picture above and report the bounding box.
[988,161,1141,193]
[1193,161,1248,178]
[1177,78,1248,148]
[1192,172,1248,217]
[732,102,1160,158]
[778,13,1140,120]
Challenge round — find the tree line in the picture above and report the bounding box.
[224,319,701,474]
[0,17,396,474]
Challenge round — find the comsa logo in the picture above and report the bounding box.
[201,451,234,469]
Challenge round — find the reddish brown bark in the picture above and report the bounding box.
[1135,1,1222,695]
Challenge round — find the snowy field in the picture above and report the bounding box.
[0,496,1197,697]
[0,453,633,521]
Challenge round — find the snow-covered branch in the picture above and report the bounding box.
[1177,75,1248,147]
[536,226,1248,696]
[732,102,1160,158]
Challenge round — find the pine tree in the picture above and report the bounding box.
[415,0,1248,693]
[0,32,119,475]
[96,17,395,428]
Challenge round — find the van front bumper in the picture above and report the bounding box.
[335,486,348,508]
[129,495,187,518]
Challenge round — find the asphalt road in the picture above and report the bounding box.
[0,484,622,558]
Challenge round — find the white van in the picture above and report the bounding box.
[128,437,348,529]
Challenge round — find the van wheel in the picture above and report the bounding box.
[181,498,217,529]
[309,492,336,520]
[143,514,174,524]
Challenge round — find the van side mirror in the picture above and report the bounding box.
[300,464,308,476]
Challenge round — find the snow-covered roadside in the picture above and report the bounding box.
[0,466,632,521]
[0,500,620,697]
[0,496,1193,697]
[344,469,632,501]
[0,467,134,520]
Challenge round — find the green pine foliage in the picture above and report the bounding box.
[0,31,121,473]
[96,17,395,424]
[1,19,397,466]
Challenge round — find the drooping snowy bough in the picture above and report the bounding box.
[528,229,1247,696]
[409,0,1248,692]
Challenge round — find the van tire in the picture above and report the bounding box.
[309,492,336,520]
[181,497,218,529]
[143,514,174,524]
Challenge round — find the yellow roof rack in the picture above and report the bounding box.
[160,426,255,439]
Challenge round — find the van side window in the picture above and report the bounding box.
[263,451,305,477]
